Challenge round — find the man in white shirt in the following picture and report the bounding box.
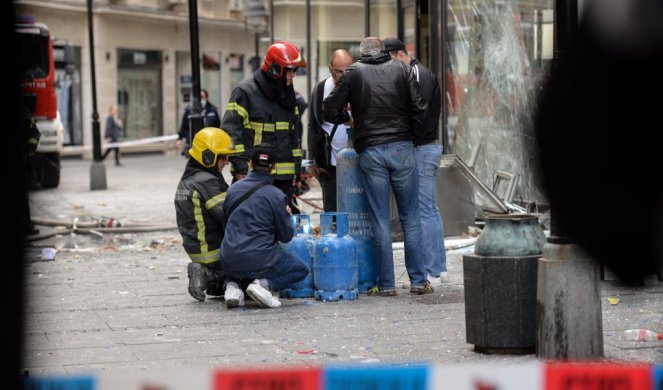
[307,49,353,211]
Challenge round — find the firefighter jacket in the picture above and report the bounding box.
[219,171,293,273]
[21,104,40,157]
[221,70,302,180]
[174,159,229,265]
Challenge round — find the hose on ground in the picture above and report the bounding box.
[24,224,178,242]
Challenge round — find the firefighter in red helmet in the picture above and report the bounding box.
[221,41,306,204]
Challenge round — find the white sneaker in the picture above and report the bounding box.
[246,280,281,308]
[427,272,448,287]
[224,282,245,309]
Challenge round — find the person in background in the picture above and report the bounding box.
[220,143,309,309]
[174,127,238,302]
[176,89,221,153]
[323,37,431,296]
[307,49,354,212]
[384,37,448,287]
[21,102,40,235]
[102,104,123,166]
[220,41,305,206]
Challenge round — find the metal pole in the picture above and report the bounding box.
[364,0,370,37]
[536,0,602,360]
[187,0,203,141]
[87,0,107,190]
[441,0,450,153]
[306,0,311,100]
[548,0,577,241]
[255,33,260,71]
[270,0,274,43]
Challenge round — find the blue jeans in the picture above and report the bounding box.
[415,143,447,276]
[225,249,309,291]
[359,141,426,289]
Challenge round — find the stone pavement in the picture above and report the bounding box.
[23,153,662,378]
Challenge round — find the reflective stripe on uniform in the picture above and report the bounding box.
[273,162,295,175]
[225,102,250,127]
[192,191,208,254]
[275,121,290,130]
[249,122,274,145]
[248,121,292,146]
[189,248,220,264]
[292,149,302,157]
[205,192,226,210]
[234,144,245,153]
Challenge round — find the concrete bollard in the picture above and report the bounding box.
[536,240,603,359]
[463,215,546,354]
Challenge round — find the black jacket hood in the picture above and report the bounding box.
[181,158,222,180]
[254,69,296,110]
[358,50,392,65]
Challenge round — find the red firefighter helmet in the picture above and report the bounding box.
[261,41,306,80]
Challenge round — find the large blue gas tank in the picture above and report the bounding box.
[314,212,358,301]
[336,129,378,292]
[280,214,316,298]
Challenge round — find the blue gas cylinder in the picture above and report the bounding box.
[314,212,358,301]
[336,128,378,292]
[280,214,316,298]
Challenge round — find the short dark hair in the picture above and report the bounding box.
[359,37,384,55]
[383,37,407,55]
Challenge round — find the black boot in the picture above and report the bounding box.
[205,269,226,297]
[187,263,211,302]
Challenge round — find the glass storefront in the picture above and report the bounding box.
[117,49,163,139]
[117,68,162,139]
[444,0,554,205]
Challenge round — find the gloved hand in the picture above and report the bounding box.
[292,174,304,196]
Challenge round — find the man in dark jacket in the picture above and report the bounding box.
[220,41,305,204]
[174,127,237,302]
[384,37,448,288]
[307,49,354,211]
[220,143,309,309]
[176,89,221,153]
[323,37,432,296]
[21,102,40,235]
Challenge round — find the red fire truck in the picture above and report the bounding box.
[15,15,65,188]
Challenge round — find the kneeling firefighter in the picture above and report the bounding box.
[174,127,238,301]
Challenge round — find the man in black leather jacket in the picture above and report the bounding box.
[322,37,432,296]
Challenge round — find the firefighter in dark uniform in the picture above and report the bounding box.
[220,41,306,202]
[22,103,40,235]
[174,127,238,302]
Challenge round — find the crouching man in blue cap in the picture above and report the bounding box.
[220,143,309,309]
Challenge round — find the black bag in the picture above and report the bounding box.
[320,125,338,169]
